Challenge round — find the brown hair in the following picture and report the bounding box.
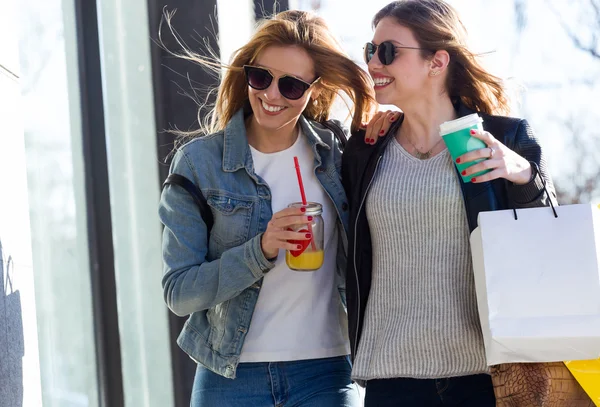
[373,0,510,115]
[162,9,376,137]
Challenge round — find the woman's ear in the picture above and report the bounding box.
[430,49,450,72]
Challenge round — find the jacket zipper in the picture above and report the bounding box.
[352,155,382,358]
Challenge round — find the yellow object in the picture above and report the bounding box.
[564,359,600,406]
[566,206,600,405]
[286,250,324,271]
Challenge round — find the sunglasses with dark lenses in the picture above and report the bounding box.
[243,65,320,100]
[364,41,429,65]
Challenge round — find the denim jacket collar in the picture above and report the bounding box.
[222,109,330,173]
[298,115,331,151]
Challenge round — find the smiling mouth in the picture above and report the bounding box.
[373,77,394,88]
[260,98,287,114]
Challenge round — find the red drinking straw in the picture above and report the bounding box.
[293,156,317,251]
[294,156,308,204]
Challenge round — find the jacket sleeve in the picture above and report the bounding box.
[159,149,274,316]
[326,119,349,176]
[341,129,363,200]
[506,119,558,208]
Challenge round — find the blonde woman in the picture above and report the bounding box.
[159,10,375,407]
[342,1,557,405]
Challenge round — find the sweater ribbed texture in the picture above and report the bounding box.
[352,138,488,380]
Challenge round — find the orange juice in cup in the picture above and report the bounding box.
[286,250,324,270]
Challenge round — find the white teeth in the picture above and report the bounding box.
[261,100,285,112]
[374,77,393,86]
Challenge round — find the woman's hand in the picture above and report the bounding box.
[261,207,313,259]
[363,110,402,145]
[457,129,532,184]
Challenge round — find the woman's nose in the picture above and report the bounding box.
[368,50,384,68]
[262,78,282,101]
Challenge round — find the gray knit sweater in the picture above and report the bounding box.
[352,137,489,380]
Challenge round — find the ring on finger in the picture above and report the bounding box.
[488,146,496,158]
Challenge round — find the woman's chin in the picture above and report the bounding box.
[375,95,396,106]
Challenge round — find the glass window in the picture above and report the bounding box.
[17,0,100,405]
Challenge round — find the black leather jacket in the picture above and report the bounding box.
[341,103,557,361]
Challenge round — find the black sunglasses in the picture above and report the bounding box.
[364,41,429,65]
[243,65,320,100]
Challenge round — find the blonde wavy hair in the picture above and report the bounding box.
[374,0,510,115]
[162,9,376,138]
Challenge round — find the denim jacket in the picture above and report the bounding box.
[159,109,350,378]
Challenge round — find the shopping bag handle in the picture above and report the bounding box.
[511,162,558,220]
[3,256,14,295]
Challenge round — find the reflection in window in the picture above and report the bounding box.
[19,0,99,405]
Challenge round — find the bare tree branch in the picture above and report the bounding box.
[514,0,528,33]
[589,0,600,23]
[546,0,600,59]
[553,118,600,204]
[536,1,600,203]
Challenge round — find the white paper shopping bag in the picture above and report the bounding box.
[470,203,600,366]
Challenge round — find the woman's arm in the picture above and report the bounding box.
[505,119,558,208]
[458,119,558,208]
[159,150,274,317]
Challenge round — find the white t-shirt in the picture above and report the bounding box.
[239,128,349,362]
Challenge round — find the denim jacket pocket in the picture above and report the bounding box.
[207,194,254,248]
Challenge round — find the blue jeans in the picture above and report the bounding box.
[191,356,360,407]
[364,374,495,406]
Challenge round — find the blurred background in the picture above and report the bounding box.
[0,0,598,406]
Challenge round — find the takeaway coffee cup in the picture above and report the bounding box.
[440,113,492,183]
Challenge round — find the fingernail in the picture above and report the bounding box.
[390,116,395,122]
[307,216,313,221]
[365,138,371,143]
[379,130,385,135]
[300,207,306,213]
[456,158,461,163]
[461,170,466,175]
[305,233,312,238]
[470,129,476,135]
[471,177,477,182]
[297,245,302,250]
